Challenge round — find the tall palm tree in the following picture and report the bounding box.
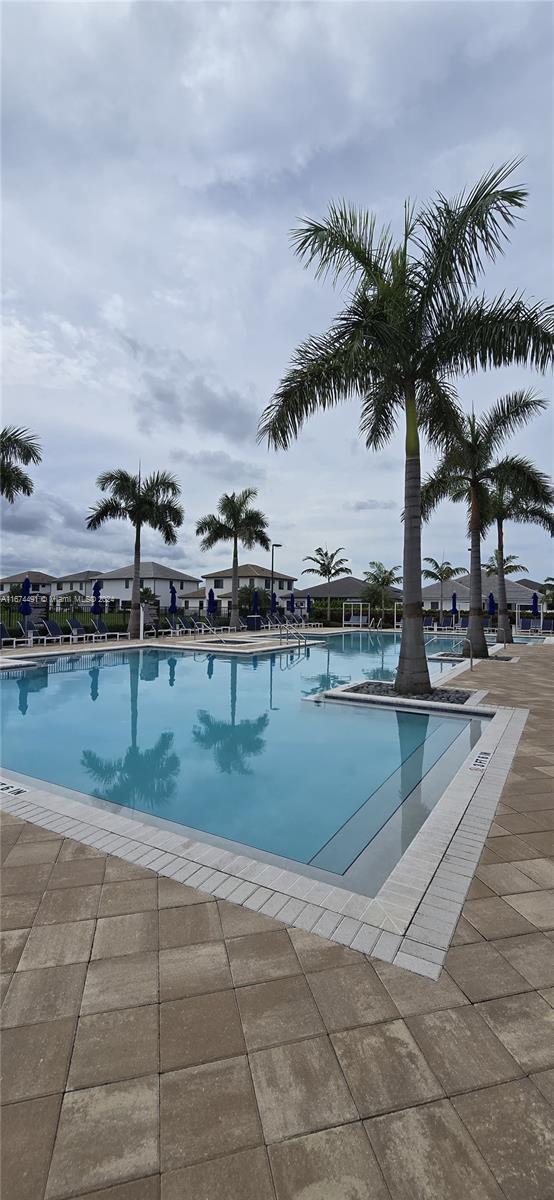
[258,163,554,694]
[196,489,270,628]
[363,561,402,625]
[484,550,528,576]
[0,426,42,503]
[421,390,547,656]
[301,546,351,620]
[544,578,554,609]
[422,557,465,625]
[86,469,184,639]
[484,466,553,641]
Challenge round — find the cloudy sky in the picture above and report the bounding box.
[2,1,552,583]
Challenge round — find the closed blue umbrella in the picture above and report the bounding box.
[207,588,217,616]
[532,591,540,618]
[19,576,32,618]
[207,655,214,679]
[289,591,295,613]
[488,592,496,618]
[451,592,458,620]
[306,594,312,615]
[251,589,259,614]
[271,591,277,614]
[169,584,177,615]
[91,579,103,616]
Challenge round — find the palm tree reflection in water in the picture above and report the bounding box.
[193,657,269,776]
[81,652,179,811]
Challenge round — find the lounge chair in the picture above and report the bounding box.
[459,615,469,630]
[0,622,25,648]
[92,617,130,641]
[519,618,531,631]
[423,616,434,629]
[18,618,54,645]
[541,618,553,633]
[440,617,453,630]
[42,619,72,643]
[66,618,96,642]
[162,614,188,637]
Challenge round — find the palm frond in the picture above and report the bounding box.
[420,466,456,522]
[414,160,527,316]
[86,497,127,530]
[290,201,393,288]
[0,463,34,503]
[359,378,402,450]
[479,389,547,456]
[0,426,42,465]
[431,291,554,374]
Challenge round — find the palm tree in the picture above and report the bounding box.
[86,469,184,638]
[484,550,528,576]
[196,489,270,628]
[258,163,554,694]
[421,390,548,656]
[301,546,351,620]
[422,557,465,625]
[1,426,42,503]
[544,578,554,609]
[364,561,402,625]
[484,466,553,641]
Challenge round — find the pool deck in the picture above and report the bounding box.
[1,641,553,1198]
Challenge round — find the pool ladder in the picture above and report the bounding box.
[278,624,309,649]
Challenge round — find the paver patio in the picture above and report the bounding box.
[1,642,553,1198]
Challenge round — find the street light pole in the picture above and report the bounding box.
[270,542,282,608]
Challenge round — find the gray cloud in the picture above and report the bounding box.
[345,499,398,512]
[169,447,266,486]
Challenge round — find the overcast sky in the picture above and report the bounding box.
[2,1,552,583]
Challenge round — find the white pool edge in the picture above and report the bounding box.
[0,689,527,980]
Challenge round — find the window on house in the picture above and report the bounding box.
[184,600,189,610]
[125,580,130,588]
[69,582,74,590]
[214,578,223,589]
[56,582,63,591]
[0,585,4,592]
[249,577,255,588]
[140,579,144,587]
[32,583,39,592]
[431,602,439,610]
[264,578,270,589]
[179,581,184,590]
[199,600,204,611]
[287,580,293,590]
[278,580,284,590]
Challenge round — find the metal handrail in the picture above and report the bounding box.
[278,624,308,648]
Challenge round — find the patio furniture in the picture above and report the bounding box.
[423,617,434,629]
[66,618,96,642]
[18,618,54,645]
[542,618,553,633]
[440,617,453,630]
[92,618,131,641]
[163,614,187,636]
[42,619,71,643]
[0,622,25,649]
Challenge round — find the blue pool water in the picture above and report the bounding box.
[0,634,484,886]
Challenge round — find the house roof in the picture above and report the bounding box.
[203,563,296,582]
[99,561,201,582]
[517,578,545,593]
[183,588,206,600]
[53,571,99,583]
[421,572,541,603]
[294,576,369,600]
[0,570,57,584]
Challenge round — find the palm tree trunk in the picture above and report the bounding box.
[231,536,239,628]
[129,523,141,639]
[381,587,385,626]
[130,655,139,750]
[230,658,237,727]
[468,488,488,658]
[496,519,512,643]
[439,580,443,626]
[327,581,331,622]
[395,385,431,695]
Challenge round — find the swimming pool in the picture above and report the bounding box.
[0,633,486,895]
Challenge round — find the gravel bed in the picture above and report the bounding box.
[346,681,472,704]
